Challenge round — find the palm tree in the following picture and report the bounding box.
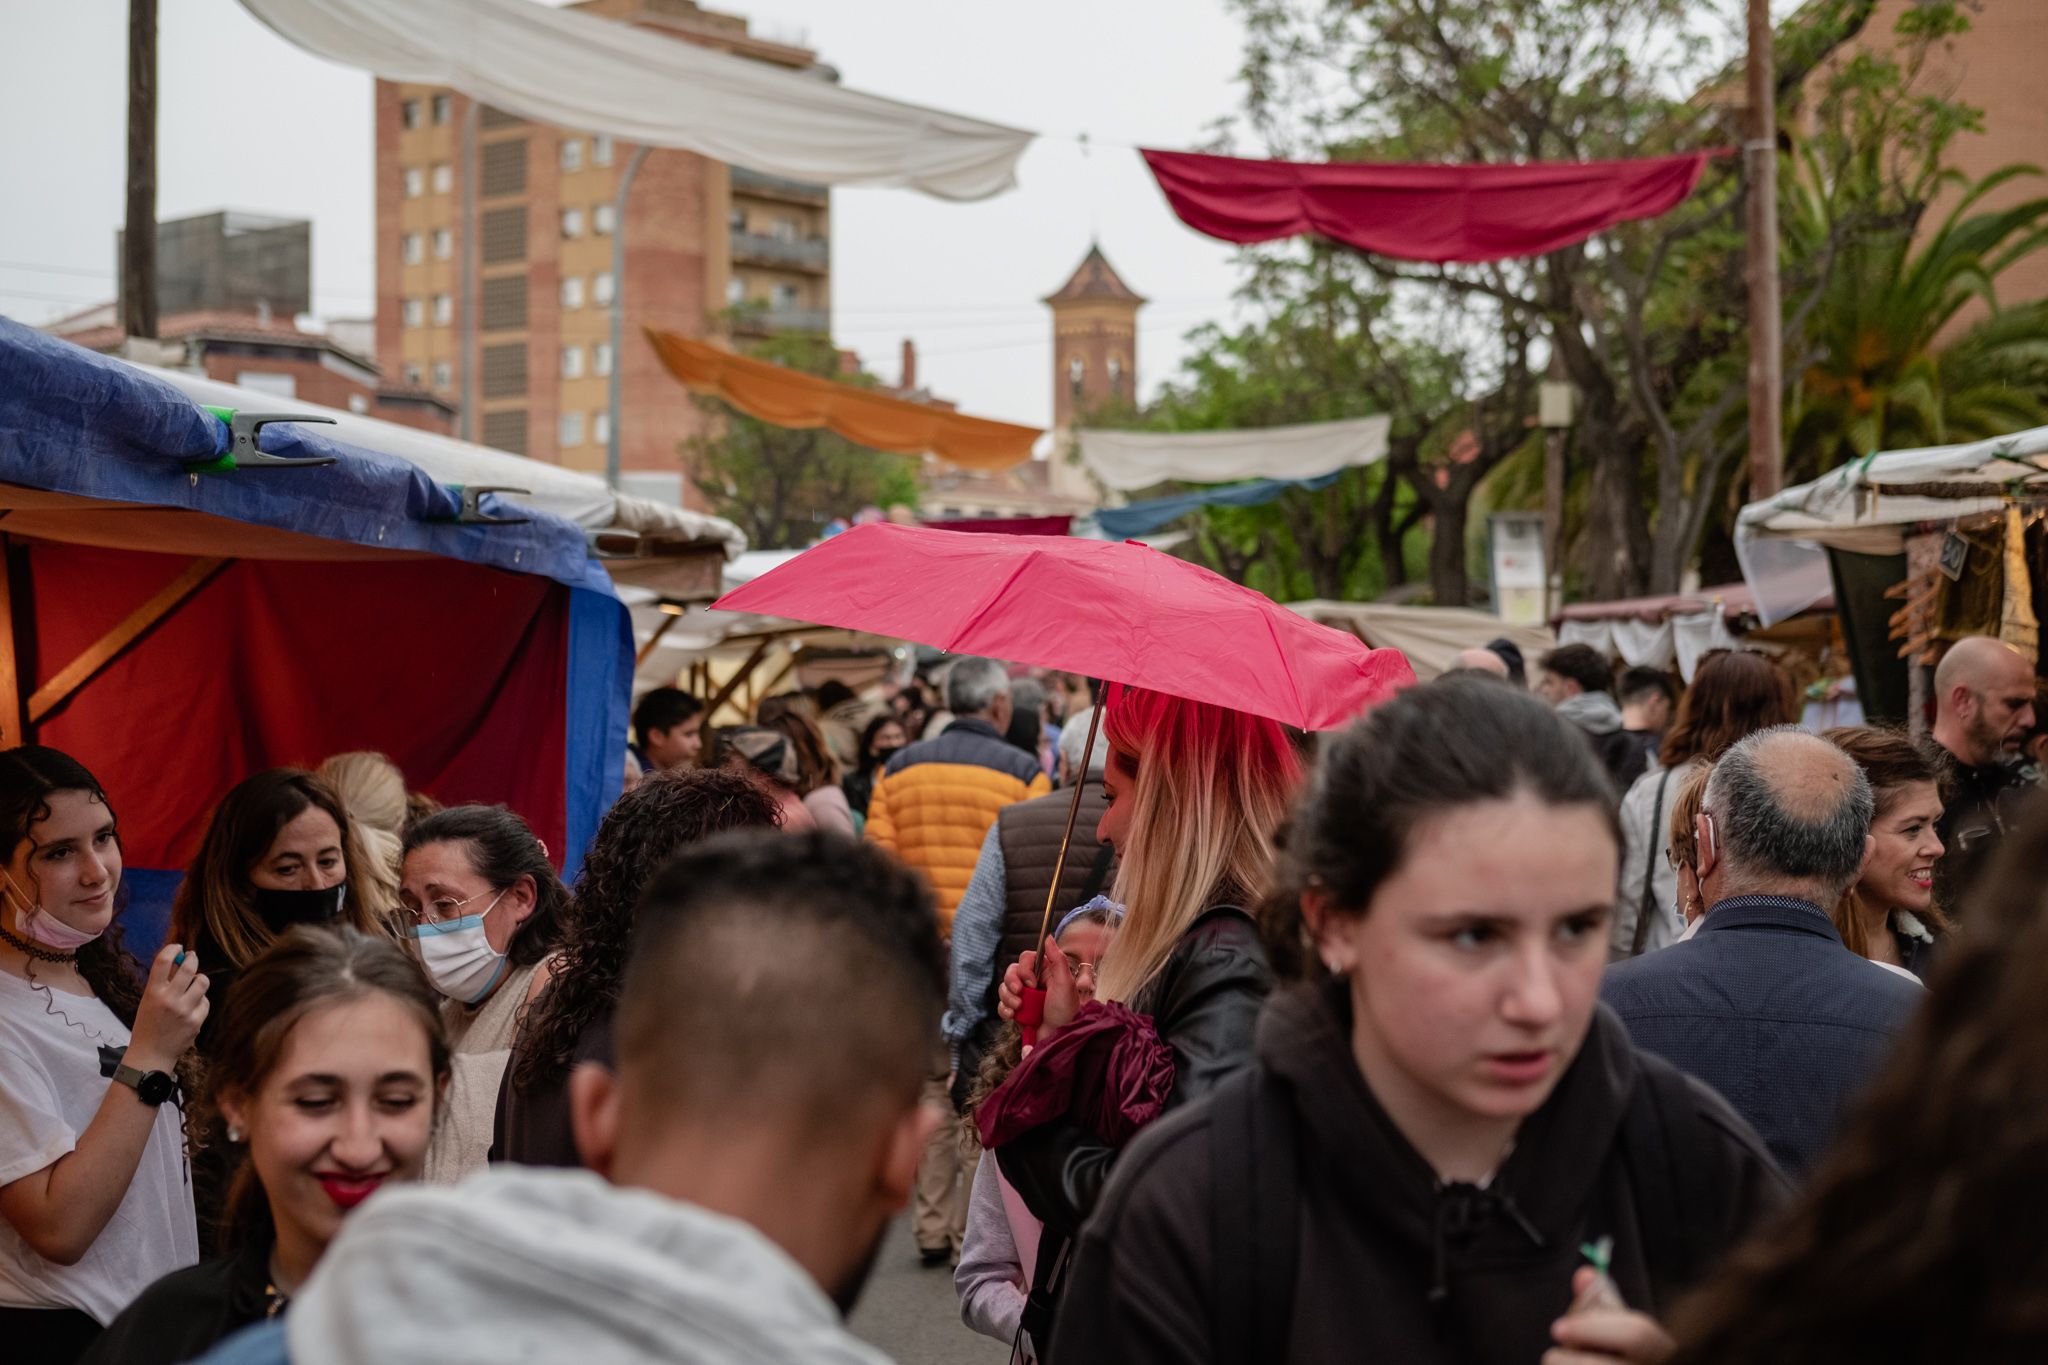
[1786,162,2048,482]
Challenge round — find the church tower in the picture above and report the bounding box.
[1044,244,1145,429]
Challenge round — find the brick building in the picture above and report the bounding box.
[376,0,833,506]
[1044,244,1144,430]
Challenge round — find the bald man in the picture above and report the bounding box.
[1603,727,1923,1177]
[1930,635,2040,909]
[1446,646,1511,679]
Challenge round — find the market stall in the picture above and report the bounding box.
[1288,600,1553,683]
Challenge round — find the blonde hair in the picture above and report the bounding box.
[1091,688,1302,1004]
[316,751,408,924]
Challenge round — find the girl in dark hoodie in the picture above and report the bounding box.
[1051,678,1787,1365]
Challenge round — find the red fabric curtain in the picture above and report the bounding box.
[924,515,1073,536]
[1141,148,1722,264]
[26,543,570,872]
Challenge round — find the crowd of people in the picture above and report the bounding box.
[4,630,2048,1364]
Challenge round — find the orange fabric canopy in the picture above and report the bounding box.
[646,329,1041,472]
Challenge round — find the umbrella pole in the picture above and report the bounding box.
[1031,699,1105,986]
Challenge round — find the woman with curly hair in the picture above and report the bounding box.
[1820,727,1952,981]
[1666,802,2048,1363]
[0,747,209,1364]
[490,769,782,1168]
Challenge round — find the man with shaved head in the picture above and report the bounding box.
[1603,727,1924,1177]
[1930,635,2039,907]
[1446,646,1511,679]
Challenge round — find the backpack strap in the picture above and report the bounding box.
[1618,1062,1724,1312]
[1629,766,1676,958]
[1209,1067,1299,1365]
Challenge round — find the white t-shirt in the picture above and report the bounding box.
[0,966,198,1322]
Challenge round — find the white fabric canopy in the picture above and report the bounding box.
[1287,601,1553,683]
[139,363,748,558]
[1735,423,2048,625]
[1077,415,1391,492]
[238,0,1032,201]
[1557,611,1738,683]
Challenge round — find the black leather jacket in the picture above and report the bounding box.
[997,906,1272,1238]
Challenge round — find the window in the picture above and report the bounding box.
[593,203,616,235]
[592,134,614,166]
[561,276,584,309]
[561,138,583,172]
[771,282,799,309]
[725,277,746,306]
[1108,354,1124,390]
[728,208,747,231]
[431,162,453,194]
[593,341,613,376]
[559,411,585,446]
[431,361,452,389]
[402,298,425,327]
[403,167,425,199]
[593,410,611,445]
[238,371,297,397]
[561,208,584,239]
[401,100,421,130]
[432,293,453,326]
[349,394,370,414]
[432,94,452,125]
[403,363,423,385]
[402,232,424,265]
[561,345,584,379]
[1069,354,1085,395]
[433,228,453,260]
[593,272,615,306]
[771,217,798,243]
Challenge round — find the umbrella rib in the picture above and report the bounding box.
[1260,609,1308,729]
[941,549,1041,655]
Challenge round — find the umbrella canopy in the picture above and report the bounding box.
[712,524,1414,730]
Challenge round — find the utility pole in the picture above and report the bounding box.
[122,0,158,341]
[1744,0,1783,499]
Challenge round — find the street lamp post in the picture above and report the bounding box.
[606,144,651,490]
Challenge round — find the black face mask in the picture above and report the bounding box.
[870,745,905,769]
[251,883,346,935]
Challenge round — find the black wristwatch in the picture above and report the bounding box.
[110,1062,177,1107]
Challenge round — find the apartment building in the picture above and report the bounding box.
[374,0,833,505]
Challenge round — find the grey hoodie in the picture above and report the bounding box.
[285,1166,895,1365]
[1555,689,1625,736]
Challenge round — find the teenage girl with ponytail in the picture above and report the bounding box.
[0,747,209,1365]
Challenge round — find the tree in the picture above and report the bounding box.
[679,329,921,550]
[1224,0,1994,597]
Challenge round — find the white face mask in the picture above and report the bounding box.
[407,888,511,1005]
[3,871,103,952]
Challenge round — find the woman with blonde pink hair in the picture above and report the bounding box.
[991,686,1302,1340]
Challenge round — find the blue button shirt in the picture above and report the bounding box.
[1601,894,1924,1178]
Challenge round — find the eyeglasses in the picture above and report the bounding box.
[1064,960,1100,983]
[404,888,495,924]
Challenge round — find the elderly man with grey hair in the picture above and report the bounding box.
[865,656,1050,1264]
[1602,726,1926,1178]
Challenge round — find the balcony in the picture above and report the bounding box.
[732,305,830,336]
[731,230,829,273]
[730,166,830,205]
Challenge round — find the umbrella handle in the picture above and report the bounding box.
[1016,983,1046,1049]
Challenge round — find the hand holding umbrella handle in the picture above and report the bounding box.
[1016,983,1047,1048]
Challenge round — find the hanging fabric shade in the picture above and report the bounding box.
[926,515,1074,536]
[1091,469,1344,539]
[1076,415,1388,492]
[1141,148,1722,264]
[238,0,1032,201]
[647,330,1042,472]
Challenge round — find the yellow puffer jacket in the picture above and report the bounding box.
[866,717,1051,933]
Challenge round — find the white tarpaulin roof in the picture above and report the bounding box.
[1287,601,1553,683]
[1735,424,2048,625]
[1077,415,1391,492]
[238,0,1032,201]
[141,363,748,559]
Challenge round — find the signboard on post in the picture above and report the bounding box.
[1489,512,1548,626]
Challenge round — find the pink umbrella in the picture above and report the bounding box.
[713,525,1415,1033]
[712,524,1413,731]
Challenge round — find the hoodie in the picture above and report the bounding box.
[1556,691,1654,793]
[266,1167,892,1365]
[1049,980,1785,1365]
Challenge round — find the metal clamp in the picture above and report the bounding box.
[186,408,338,472]
[447,485,532,525]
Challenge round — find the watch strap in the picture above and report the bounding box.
[111,1061,171,1104]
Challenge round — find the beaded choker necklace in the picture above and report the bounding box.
[0,918,77,963]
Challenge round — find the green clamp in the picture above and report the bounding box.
[185,405,338,472]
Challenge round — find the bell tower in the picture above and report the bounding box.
[1044,243,1145,429]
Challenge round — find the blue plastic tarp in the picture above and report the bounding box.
[1092,468,1346,539]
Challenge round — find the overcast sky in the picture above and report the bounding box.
[0,0,1258,429]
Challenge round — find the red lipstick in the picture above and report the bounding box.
[316,1174,384,1210]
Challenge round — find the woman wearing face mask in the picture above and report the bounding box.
[494,769,783,1168]
[842,715,908,826]
[396,806,568,1182]
[170,770,386,1060]
[1821,728,1951,981]
[1050,679,1787,1365]
[79,926,449,1365]
[0,747,209,1365]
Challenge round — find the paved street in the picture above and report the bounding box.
[851,1215,1013,1365]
